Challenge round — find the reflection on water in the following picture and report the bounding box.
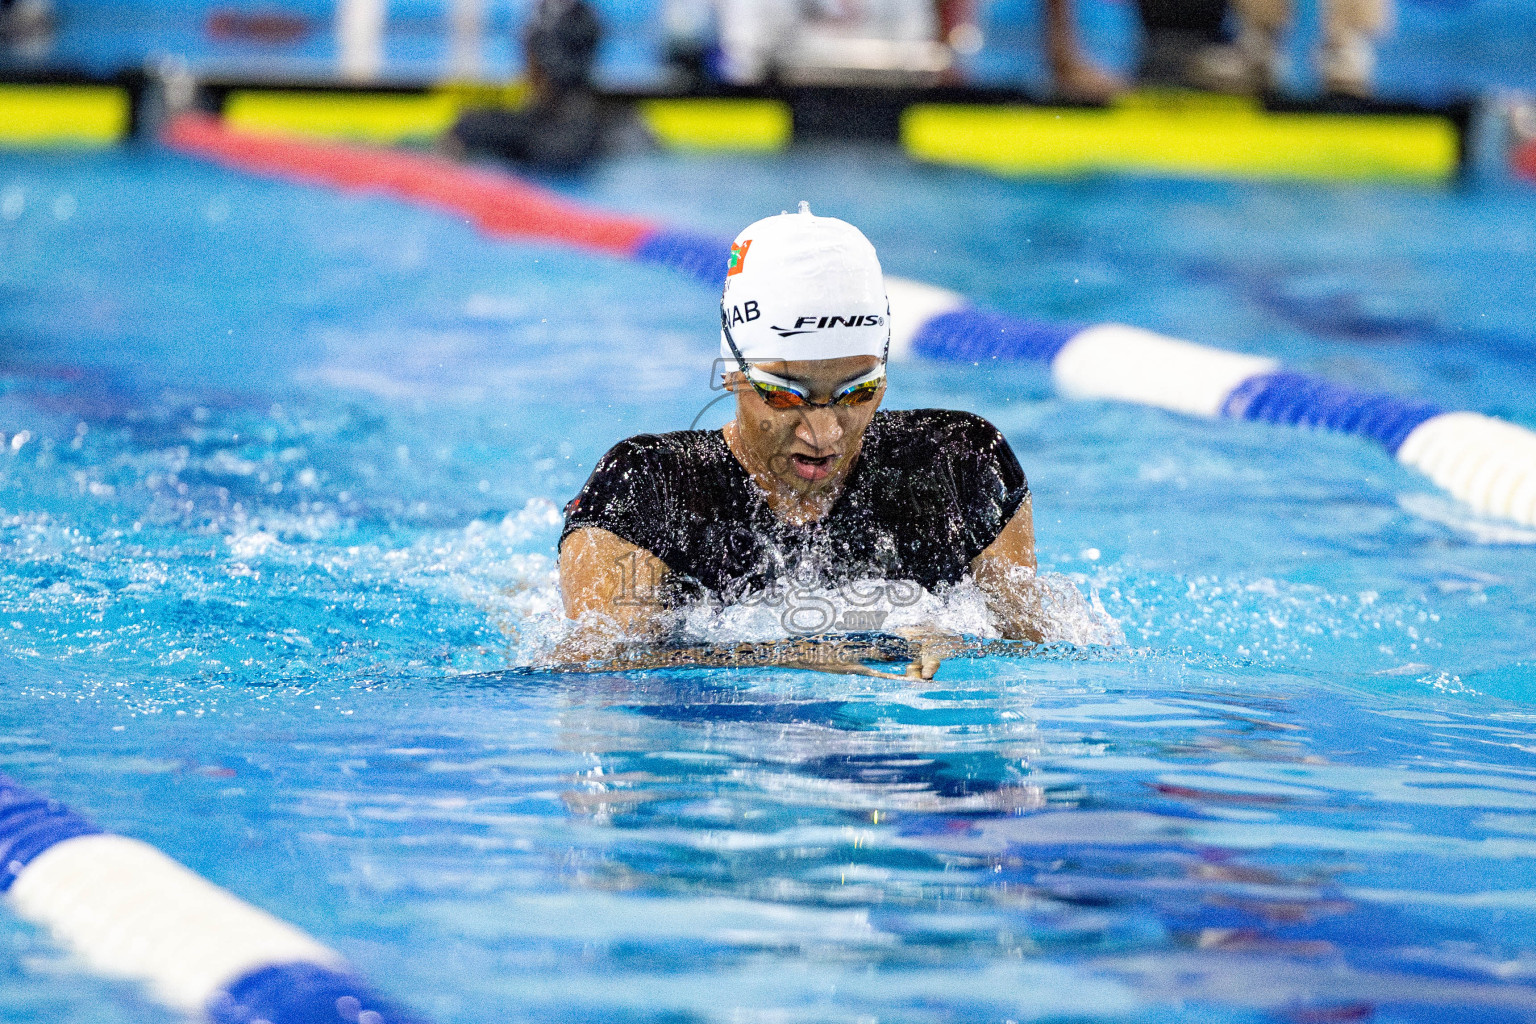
[439,658,1536,1023]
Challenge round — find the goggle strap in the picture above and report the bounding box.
[720,304,754,381]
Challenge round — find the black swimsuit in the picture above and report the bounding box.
[561,408,1029,607]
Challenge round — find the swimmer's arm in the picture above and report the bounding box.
[558,526,673,645]
[969,496,1047,643]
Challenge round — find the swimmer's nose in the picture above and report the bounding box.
[795,408,843,450]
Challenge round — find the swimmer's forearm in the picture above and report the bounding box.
[967,569,1048,643]
[968,501,1045,642]
[558,527,674,628]
[991,610,1047,644]
[970,567,1048,643]
[549,609,669,666]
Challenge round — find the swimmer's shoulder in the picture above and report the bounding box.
[871,408,1026,491]
[872,408,1013,451]
[565,429,736,542]
[590,428,733,474]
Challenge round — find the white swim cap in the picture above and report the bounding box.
[720,202,889,364]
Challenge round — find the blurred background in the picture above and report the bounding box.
[2,0,1533,102]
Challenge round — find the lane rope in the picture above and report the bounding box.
[1515,137,1536,182]
[0,774,425,1023]
[162,113,1536,527]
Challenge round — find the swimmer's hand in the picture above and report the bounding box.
[893,627,964,681]
[769,632,939,680]
[548,613,639,667]
[783,649,935,681]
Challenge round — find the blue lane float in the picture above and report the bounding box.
[642,224,1536,530]
[1220,371,1445,454]
[633,227,734,285]
[909,308,1083,364]
[0,774,424,1024]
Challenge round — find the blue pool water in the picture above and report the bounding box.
[2,146,1536,1021]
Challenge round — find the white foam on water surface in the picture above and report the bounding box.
[1085,562,1463,672]
[665,571,1124,650]
[504,563,1124,670]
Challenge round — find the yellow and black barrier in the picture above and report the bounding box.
[220,82,525,143]
[217,86,793,152]
[0,77,1467,184]
[903,90,1461,183]
[0,84,132,147]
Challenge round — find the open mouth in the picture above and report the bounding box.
[789,452,837,481]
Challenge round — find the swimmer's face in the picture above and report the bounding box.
[727,355,884,495]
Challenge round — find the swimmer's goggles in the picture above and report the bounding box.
[730,362,885,410]
[719,306,888,411]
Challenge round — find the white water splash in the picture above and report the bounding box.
[670,572,1123,649]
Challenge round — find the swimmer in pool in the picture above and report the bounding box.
[557,204,1045,677]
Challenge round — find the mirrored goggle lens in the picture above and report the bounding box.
[752,380,809,409]
[833,380,883,406]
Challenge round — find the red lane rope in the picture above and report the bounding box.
[1515,138,1536,182]
[162,113,656,256]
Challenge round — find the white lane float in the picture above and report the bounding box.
[0,775,424,1023]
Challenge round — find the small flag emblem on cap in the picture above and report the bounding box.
[727,240,751,277]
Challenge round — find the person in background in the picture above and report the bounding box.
[1188,0,1391,96]
[661,0,1122,101]
[661,0,717,89]
[0,0,54,51]
[1131,0,1230,85]
[1043,0,1390,100]
[445,0,616,172]
[1041,0,1123,100]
